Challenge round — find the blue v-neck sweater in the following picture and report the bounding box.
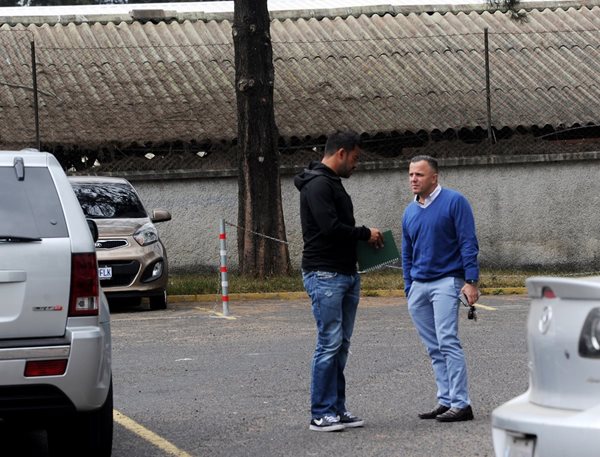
[401,188,479,294]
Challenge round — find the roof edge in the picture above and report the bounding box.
[0,0,597,26]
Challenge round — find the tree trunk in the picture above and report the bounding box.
[233,0,291,278]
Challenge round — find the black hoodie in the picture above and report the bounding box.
[294,161,371,274]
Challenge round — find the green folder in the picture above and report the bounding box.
[356,230,400,273]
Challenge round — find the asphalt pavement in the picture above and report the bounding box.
[109,294,529,457]
[2,294,531,457]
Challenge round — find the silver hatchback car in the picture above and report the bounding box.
[0,151,112,456]
[492,276,600,457]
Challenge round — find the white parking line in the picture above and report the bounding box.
[114,409,194,457]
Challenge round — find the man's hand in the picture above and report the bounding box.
[461,282,480,305]
[368,228,384,248]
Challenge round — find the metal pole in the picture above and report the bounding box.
[484,28,493,144]
[219,219,230,317]
[30,40,40,151]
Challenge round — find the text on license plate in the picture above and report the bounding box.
[98,267,112,280]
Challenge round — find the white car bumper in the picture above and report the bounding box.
[492,391,600,457]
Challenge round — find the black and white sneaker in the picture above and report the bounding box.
[309,415,345,432]
[339,411,365,428]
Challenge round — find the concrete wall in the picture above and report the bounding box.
[132,154,600,274]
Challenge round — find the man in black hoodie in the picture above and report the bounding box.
[294,130,383,432]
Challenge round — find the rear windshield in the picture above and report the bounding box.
[0,166,68,238]
[71,182,147,219]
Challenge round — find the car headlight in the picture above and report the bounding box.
[133,223,159,246]
[579,308,600,358]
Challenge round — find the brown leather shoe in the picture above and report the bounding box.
[435,405,474,422]
[418,404,450,419]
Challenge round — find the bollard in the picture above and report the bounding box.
[219,219,230,317]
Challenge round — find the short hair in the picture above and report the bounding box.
[324,130,362,156]
[410,155,439,173]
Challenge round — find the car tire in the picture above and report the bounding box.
[149,290,167,310]
[47,379,113,457]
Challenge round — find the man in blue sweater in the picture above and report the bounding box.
[401,155,479,422]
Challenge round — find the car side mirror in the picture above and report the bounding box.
[87,219,99,242]
[151,209,172,223]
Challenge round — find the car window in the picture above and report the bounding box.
[0,166,68,238]
[71,182,147,219]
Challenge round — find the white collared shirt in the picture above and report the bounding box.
[415,184,442,208]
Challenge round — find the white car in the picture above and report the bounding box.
[492,276,600,457]
[0,150,112,456]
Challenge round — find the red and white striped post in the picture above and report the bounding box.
[219,219,230,317]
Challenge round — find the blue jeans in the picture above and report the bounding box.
[407,277,470,409]
[303,270,360,418]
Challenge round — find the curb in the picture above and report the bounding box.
[167,287,527,304]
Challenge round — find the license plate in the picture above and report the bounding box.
[506,435,535,457]
[98,267,112,280]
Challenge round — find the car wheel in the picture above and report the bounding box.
[149,290,167,310]
[47,379,113,457]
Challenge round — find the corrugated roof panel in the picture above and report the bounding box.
[282,17,329,58]
[0,5,598,148]
[578,5,600,26]
[274,60,318,135]
[176,23,230,126]
[0,32,33,146]
[271,19,310,63]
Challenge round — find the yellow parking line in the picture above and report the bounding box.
[474,303,497,311]
[210,311,236,320]
[114,409,194,457]
[193,307,237,320]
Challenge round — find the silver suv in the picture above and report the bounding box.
[0,150,112,456]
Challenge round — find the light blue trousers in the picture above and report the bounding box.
[407,277,470,409]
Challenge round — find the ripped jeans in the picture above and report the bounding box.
[302,270,360,418]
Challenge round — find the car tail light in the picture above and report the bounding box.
[542,287,557,299]
[69,253,99,316]
[24,359,68,377]
[579,308,600,358]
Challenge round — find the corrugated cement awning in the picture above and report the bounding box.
[0,2,598,149]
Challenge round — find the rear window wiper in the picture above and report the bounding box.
[0,235,42,242]
[14,157,24,181]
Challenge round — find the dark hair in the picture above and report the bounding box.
[410,155,439,173]
[324,130,362,156]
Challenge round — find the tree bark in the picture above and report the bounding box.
[233,0,291,277]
